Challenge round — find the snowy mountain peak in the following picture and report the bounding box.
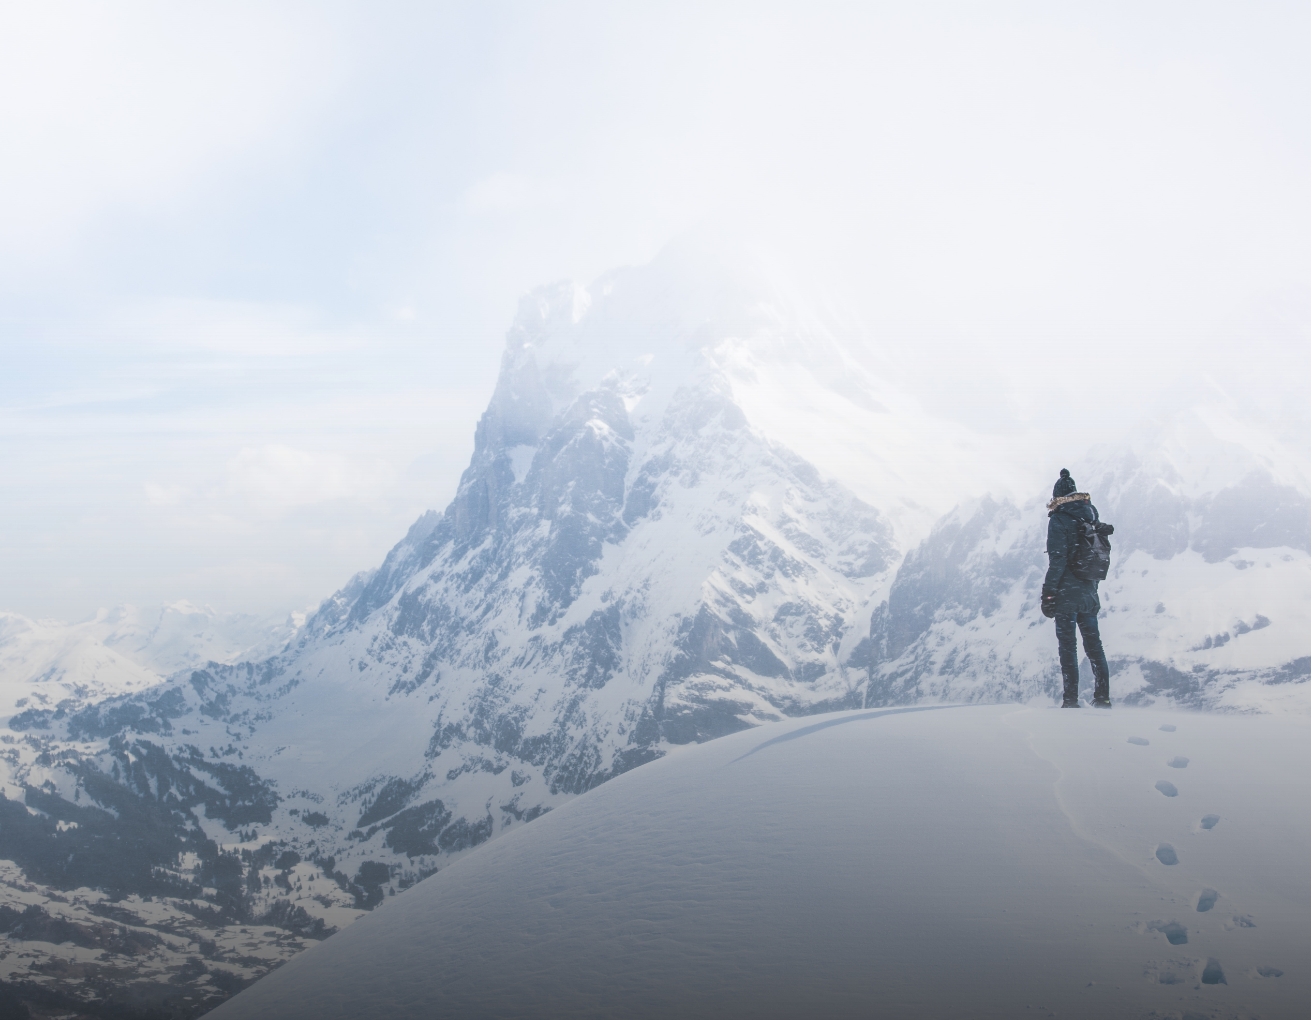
[497,245,822,439]
[0,248,1303,1007]
[3,247,909,904]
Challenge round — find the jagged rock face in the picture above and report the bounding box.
[864,437,1310,710]
[330,319,899,798]
[5,255,900,899]
[876,497,1034,664]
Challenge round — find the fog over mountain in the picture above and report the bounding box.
[0,245,1305,1012]
[5,2,1306,627]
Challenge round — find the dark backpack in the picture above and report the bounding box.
[1070,513,1114,581]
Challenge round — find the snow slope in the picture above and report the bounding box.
[210,704,1310,1020]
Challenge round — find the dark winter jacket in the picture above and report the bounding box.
[1043,497,1102,617]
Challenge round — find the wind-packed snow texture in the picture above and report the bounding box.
[2,244,1306,909]
[209,705,1311,1020]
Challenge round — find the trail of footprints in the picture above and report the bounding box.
[1123,721,1283,989]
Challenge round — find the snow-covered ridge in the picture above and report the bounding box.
[211,705,1311,1020]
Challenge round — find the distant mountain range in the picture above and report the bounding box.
[0,601,301,718]
[0,245,1306,1015]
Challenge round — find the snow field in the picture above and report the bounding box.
[1100,547,1309,672]
[210,704,1309,1019]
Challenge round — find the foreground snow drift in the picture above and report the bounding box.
[212,704,1309,1019]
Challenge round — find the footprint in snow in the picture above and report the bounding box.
[1154,780,1178,797]
[1196,889,1218,912]
[1155,844,1178,865]
[1158,723,1176,732]
[1166,756,1189,769]
[1255,966,1283,978]
[1147,920,1188,945]
[1200,814,1220,830]
[1201,958,1226,985]
[1127,736,1150,746]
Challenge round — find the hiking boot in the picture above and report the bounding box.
[1092,698,1111,709]
[1061,700,1080,708]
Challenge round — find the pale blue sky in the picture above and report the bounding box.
[1,2,1307,620]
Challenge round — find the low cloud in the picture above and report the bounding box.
[143,482,186,507]
[0,4,346,267]
[117,298,367,358]
[225,444,393,516]
[462,173,544,215]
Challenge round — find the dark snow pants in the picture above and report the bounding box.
[1055,610,1109,704]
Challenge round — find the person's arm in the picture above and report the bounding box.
[1041,516,1068,616]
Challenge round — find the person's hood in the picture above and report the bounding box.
[1048,497,1096,522]
[1046,492,1090,513]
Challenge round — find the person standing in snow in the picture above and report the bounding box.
[1040,469,1112,708]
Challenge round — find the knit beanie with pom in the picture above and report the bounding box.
[1052,468,1077,499]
